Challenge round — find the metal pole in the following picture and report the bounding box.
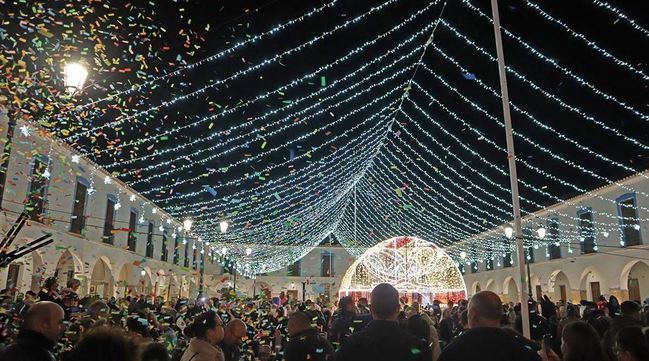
[490,0,530,338]
[199,245,205,297]
[233,262,237,293]
[526,251,533,297]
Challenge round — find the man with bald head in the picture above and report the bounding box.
[276,311,333,361]
[438,291,540,361]
[218,318,247,361]
[335,283,431,361]
[0,301,65,361]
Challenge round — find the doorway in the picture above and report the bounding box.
[628,278,640,302]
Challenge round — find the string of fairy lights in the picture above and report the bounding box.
[14,0,648,277]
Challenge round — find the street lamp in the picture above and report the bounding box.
[219,220,229,233]
[183,218,193,231]
[64,63,88,95]
[504,225,514,239]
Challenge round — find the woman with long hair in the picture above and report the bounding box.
[180,310,225,361]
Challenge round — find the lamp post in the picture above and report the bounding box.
[64,63,88,95]
[1,62,88,207]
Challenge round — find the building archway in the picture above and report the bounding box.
[485,279,497,294]
[90,257,114,299]
[621,260,649,302]
[116,263,136,297]
[29,251,45,293]
[503,277,519,303]
[471,281,481,295]
[54,250,82,287]
[579,266,608,302]
[549,270,571,302]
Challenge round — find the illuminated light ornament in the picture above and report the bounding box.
[139,215,145,224]
[603,231,609,237]
[87,186,96,195]
[339,236,467,304]
[129,194,136,202]
[114,202,122,210]
[70,0,414,143]
[182,238,187,245]
[42,169,51,179]
[166,219,172,224]
[19,125,30,137]
[104,176,111,185]
[158,224,164,232]
[71,155,80,164]
[245,248,252,256]
[633,224,641,231]
[152,208,157,214]
[172,232,177,238]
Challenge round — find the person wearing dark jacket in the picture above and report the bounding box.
[334,283,432,361]
[280,311,333,361]
[603,301,644,360]
[0,301,65,361]
[328,296,356,346]
[438,291,540,361]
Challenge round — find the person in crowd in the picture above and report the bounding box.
[438,291,541,361]
[180,310,225,361]
[0,301,66,361]
[614,326,649,361]
[61,326,140,361]
[328,296,356,346]
[554,321,608,361]
[277,311,333,361]
[356,298,370,315]
[37,278,60,303]
[218,319,246,361]
[603,301,644,359]
[334,283,432,361]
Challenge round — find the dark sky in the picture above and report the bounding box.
[3,0,648,269]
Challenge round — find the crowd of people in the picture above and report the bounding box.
[1,276,649,361]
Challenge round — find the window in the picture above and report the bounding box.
[146,222,154,258]
[192,246,198,270]
[184,239,190,268]
[485,258,494,271]
[547,219,561,260]
[161,232,168,262]
[287,260,301,276]
[503,252,513,268]
[617,193,642,246]
[578,208,596,254]
[503,241,513,268]
[459,263,466,275]
[470,261,479,273]
[321,252,333,277]
[25,157,49,221]
[70,177,88,234]
[128,209,138,252]
[527,246,535,263]
[523,227,535,263]
[173,235,180,265]
[103,196,116,244]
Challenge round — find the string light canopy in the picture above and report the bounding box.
[339,236,467,304]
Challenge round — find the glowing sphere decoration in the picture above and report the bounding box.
[339,236,466,304]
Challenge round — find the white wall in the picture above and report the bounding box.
[0,111,222,299]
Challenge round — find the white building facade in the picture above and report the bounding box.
[232,245,355,302]
[460,171,649,305]
[0,110,224,300]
